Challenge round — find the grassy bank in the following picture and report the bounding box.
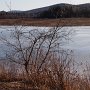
[0,18,90,26]
[0,57,90,90]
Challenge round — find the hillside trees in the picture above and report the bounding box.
[38,5,90,18]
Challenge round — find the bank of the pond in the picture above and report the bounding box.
[0,18,90,26]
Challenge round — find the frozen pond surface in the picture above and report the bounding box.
[0,26,90,64]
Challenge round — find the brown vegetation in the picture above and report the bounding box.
[0,18,90,26]
[0,54,90,90]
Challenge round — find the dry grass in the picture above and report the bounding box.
[0,18,90,26]
[0,54,90,90]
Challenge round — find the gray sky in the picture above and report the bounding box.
[0,0,90,11]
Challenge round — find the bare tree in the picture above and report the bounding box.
[0,23,72,79]
[4,0,12,11]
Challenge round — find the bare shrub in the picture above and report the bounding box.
[0,24,72,77]
[0,25,90,90]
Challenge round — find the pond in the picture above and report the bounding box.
[0,26,90,64]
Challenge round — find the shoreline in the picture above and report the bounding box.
[0,18,90,26]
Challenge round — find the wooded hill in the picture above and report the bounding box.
[0,3,90,19]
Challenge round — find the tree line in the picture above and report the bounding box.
[0,5,90,19]
[0,11,31,19]
[38,6,90,18]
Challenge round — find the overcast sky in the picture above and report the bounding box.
[0,0,90,11]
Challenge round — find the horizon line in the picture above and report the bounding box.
[0,2,90,12]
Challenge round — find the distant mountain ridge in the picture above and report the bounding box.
[24,3,73,15]
[0,3,90,18]
[27,3,90,18]
[25,3,90,13]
